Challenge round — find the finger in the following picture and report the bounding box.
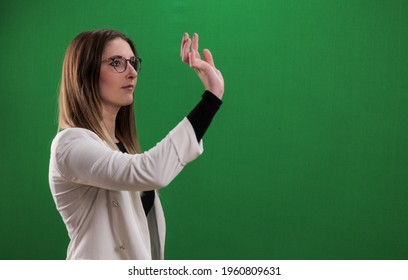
[190,49,211,71]
[180,33,188,58]
[180,33,189,60]
[181,35,187,61]
[190,49,199,68]
[192,33,199,53]
[185,38,192,61]
[190,50,201,68]
[202,49,216,68]
[189,52,193,67]
[182,37,192,63]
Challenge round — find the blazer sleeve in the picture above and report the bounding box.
[50,117,203,191]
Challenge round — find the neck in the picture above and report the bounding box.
[102,106,119,143]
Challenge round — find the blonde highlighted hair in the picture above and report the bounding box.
[58,29,140,154]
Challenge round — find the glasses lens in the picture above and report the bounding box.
[111,57,126,73]
[130,58,141,73]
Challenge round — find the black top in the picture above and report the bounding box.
[116,90,222,216]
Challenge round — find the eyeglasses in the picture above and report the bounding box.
[102,56,142,73]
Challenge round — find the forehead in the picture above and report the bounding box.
[102,38,134,58]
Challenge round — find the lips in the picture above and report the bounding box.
[122,84,135,90]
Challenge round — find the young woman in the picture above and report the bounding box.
[49,29,224,259]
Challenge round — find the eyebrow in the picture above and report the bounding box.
[107,55,136,60]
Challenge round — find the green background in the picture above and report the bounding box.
[1,0,407,260]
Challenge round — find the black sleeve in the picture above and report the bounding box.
[187,90,223,142]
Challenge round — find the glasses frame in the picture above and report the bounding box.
[102,56,142,73]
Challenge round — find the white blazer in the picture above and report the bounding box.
[48,118,203,259]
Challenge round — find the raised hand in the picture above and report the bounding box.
[180,33,224,100]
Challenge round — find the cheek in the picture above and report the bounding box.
[99,71,111,87]
[99,72,117,97]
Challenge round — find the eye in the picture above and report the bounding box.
[109,59,123,67]
[129,57,141,71]
[129,59,136,68]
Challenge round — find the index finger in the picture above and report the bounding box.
[180,33,189,58]
[192,33,199,53]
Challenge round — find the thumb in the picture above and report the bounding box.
[203,49,216,68]
[190,49,210,71]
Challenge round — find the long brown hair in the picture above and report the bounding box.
[58,29,140,154]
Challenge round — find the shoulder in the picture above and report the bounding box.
[55,127,100,139]
[51,127,105,151]
[53,127,102,142]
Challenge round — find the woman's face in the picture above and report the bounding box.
[99,38,138,113]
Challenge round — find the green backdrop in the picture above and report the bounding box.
[1,0,407,260]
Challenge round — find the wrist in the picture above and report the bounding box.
[206,88,224,100]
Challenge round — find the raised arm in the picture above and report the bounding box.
[51,119,202,192]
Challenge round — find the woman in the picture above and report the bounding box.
[49,29,224,259]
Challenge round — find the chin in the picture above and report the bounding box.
[121,94,134,106]
[122,99,134,106]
